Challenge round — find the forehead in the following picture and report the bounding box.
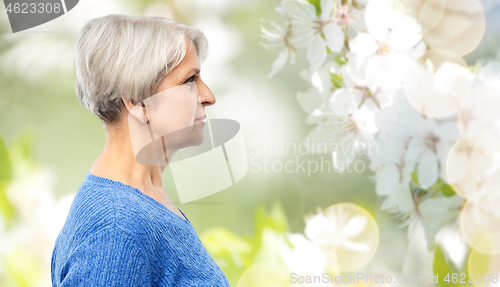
[173,40,200,73]
[157,40,200,91]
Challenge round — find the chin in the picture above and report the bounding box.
[190,124,205,146]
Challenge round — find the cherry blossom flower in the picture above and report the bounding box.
[348,0,422,91]
[304,206,369,253]
[369,91,426,213]
[404,60,473,119]
[332,55,397,112]
[403,196,464,249]
[446,130,499,199]
[278,233,329,274]
[262,0,498,262]
[279,205,373,275]
[260,18,297,78]
[405,118,460,188]
[283,0,364,71]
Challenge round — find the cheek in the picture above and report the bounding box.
[170,95,198,126]
[148,88,198,139]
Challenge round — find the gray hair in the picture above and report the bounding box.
[74,14,209,128]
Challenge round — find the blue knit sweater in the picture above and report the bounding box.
[51,172,230,286]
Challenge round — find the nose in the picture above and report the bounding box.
[197,79,216,107]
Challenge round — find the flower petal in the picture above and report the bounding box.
[307,35,327,72]
[268,48,289,78]
[324,22,345,53]
[417,149,439,189]
[341,215,368,239]
[282,0,317,22]
[330,88,353,117]
[380,183,414,213]
[365,52,414,90]
[388,13,422,51]
[349,33,378,57]
[342,240,370,252]
[279,233,328,273]
[375,164,400,196]
[364,2,390,41]
[320,0,334,21]
[405,137,425,162]
[304,212,330,241]
[419,196,464,248]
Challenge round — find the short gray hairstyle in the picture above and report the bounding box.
[74,14,209,128]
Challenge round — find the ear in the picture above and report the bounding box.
[122,94,149,124]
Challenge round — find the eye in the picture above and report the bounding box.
[184,75,196,84]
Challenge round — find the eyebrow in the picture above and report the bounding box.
[187,68,200,78]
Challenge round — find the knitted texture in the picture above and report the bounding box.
[51,172,230,286]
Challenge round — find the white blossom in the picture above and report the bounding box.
[404,60,473,119]
[262,0,500,267]
[278,233,328,274]
[348,0,422,91]
[260,19,296,78]
[282,0,364,71]
[304,206,369,252]
[404,196,464,249]
[279,205,372,275]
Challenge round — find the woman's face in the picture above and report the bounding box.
[143,39,215,151]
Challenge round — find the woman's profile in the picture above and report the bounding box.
[50,14,230,286]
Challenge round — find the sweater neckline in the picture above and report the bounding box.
[84,172,192,228]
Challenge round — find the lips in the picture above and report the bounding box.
[194,115,206,123]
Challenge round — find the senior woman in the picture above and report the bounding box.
[50,14,230,286]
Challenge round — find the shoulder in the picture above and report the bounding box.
[53,181,158,271]
[54,177,192,260]
[52,220,153,286]
[58,180,161,247]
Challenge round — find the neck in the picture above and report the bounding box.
[89,120,167,195]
